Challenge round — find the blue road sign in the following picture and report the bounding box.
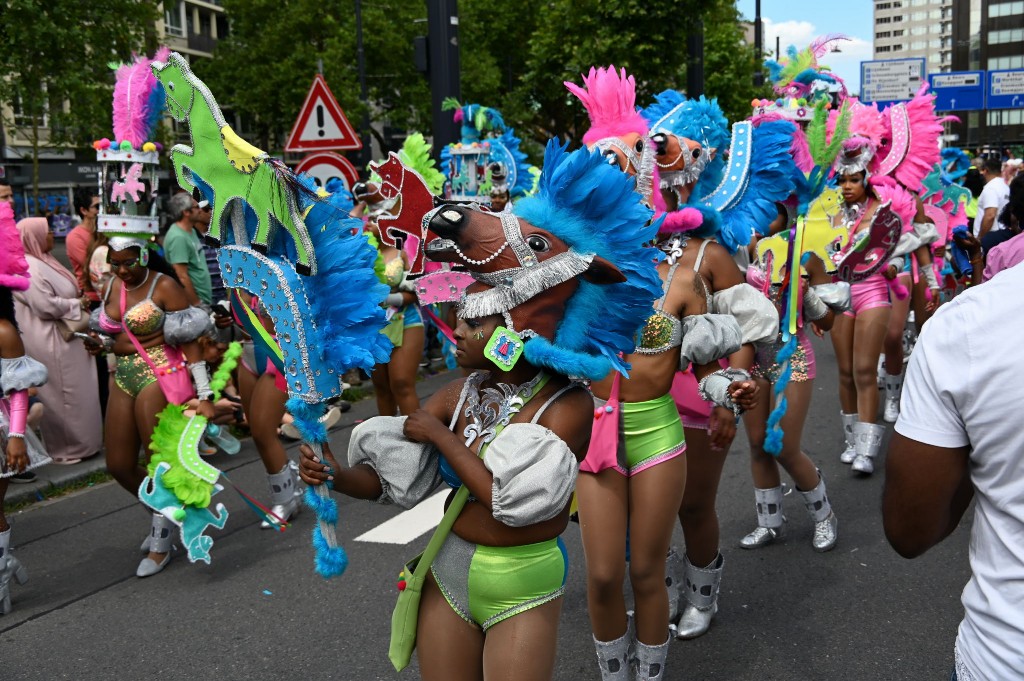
[861,58,926,109]
[988,69,1024,109]
[929,71,985,111]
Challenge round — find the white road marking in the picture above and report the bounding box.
[354,490,448,544]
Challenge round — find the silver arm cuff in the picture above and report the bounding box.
[189,361,213,400]
[811,282,852,313]
[802,288,829,322]
[384,292,405,307]
[886,256,906,273]
[697,367,752,415]
[922,266,939,289]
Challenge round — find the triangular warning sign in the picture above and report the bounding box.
[285,74,363,152]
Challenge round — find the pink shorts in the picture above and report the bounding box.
[844,273,891,317]
[670,369,713,430]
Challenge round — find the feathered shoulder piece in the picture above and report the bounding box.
[110,47,170,150]
[765,35,850,103]
[642,89,688,133]
[398,133,445,195]
[876,83,943,191]
[565,66,650,144]
[0,202,30,291]
[870,176,917,232]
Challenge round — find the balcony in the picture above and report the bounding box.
[187,32,217,55]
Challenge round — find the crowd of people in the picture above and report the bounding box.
[2,36,1023,681]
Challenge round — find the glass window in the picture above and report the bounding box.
[893,29,905,36]
[164,1,184,37]
[876,31,891,38]
[878,45,892,53]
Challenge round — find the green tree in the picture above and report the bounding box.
[0,0,158,206]
[703,1,772,123]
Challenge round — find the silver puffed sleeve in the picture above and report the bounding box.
[163,306,213,345]
[891,230,923,258]
[347,416,442,508]
[811,282,852,313]
[913,221,940,247]
[0,356,48,395]
[679,314,743,367]
[483,423,577,527]
[712,284,779,345]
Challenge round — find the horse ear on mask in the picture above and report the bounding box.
[581,255,626,284]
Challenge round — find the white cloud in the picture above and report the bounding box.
[762,17,872,94]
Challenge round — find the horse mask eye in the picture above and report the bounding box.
[691,147,702,160]
[526,234,550,252]
[633,139,645,154]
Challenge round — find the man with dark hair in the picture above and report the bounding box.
[66,189,100,301]
[973,157,1009,239]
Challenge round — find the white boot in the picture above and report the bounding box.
[137,513,174,578]
[740,486,786,549]
[262,460,302,529]
[798,471,838,552]
[633,633,670,681]
[675,553,723,639]
[851,422,886,475]
[883,370,904,423]
[0,528,28,615]
[593,613,634,680]
[840,413,859,464]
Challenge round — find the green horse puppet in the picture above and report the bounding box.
[152,52,316,275]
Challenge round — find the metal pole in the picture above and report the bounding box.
[427,0,461,158]
[355,0,372,170]
[687,20,705,97]
[754,0,764,86]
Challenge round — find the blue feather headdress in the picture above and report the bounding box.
[514,140,663,380]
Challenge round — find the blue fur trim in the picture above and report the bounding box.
[713,119,799,252]
[764,335,798,456]
[285,397,328,443]
[304,486,338,524]
[312,525,348,578]
[514,140,663,380]
[642,92,730,200]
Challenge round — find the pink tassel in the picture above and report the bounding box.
[656,207,705,234]
[887,276,909,301]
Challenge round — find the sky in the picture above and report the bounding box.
[736,0,873,95]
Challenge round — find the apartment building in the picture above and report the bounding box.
[0,1,228,226]
[874,0,955,74]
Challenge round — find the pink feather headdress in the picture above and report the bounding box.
[0,203,30,291]
[875,83,943,192]
[112,47,170,148]
[565,66,650,145]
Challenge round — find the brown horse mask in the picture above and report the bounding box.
[424,203,624,340]
[651,132,715,210]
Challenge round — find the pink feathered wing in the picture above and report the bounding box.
[0,203,30,291]
[565,65,650,144]
[876,83,943,192]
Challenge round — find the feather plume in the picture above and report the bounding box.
[810,33,850,59]
[0,202,30,290]
[112,49,168,147]
[884,83,944,191]
[397,133,445,195]
[565,66,650,144]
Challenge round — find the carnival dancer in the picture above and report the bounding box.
[86,50,217,576]
[635,89,788,639]
[0,201,49,614]
[829,133,917,475]
[300,139,664,681]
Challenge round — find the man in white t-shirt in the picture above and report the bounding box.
[883,262,1024,681]
[973,157,1009,238]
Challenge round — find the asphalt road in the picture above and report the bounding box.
[0,339,972,681]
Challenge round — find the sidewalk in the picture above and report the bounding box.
[5,366,453,509]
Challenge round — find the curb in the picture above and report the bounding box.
[4,367,453,509]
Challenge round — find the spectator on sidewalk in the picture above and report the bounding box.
[13,218,101,465]
[163,193,212,307]
[883,261,1024,681]
[66,190,100,302]
[192,199,226,305]
[973,157,1009,242]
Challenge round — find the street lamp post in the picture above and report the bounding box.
[754,0,764,86]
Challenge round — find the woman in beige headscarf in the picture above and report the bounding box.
[13,218,101,464]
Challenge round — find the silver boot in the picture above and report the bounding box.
[675,553,723,640]
[883,370,904,423]
[262,460,302,529]
[740,486,786,549]
[665,547,684,626]
[840,413,859,464]
[798,471,838,552]
[593,612,634,681]
[0,528,28,615]
[633,633,670,681]
[137,513,174,578]
[851,422,886,475]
